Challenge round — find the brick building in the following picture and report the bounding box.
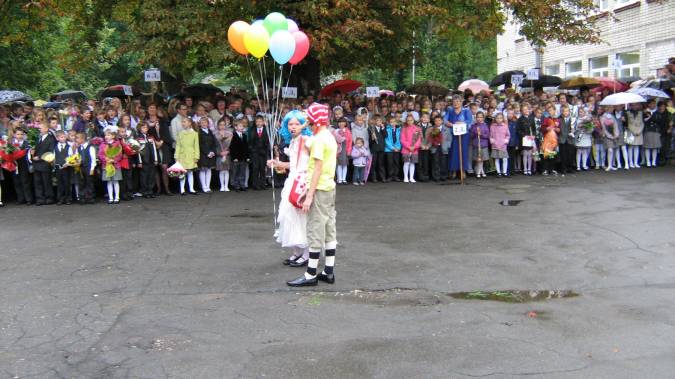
[497,0,675,80]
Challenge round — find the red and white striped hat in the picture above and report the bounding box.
[306,102,329,127]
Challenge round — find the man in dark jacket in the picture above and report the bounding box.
[31,122,56,205]
[247,115,270,190]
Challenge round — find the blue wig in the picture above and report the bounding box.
[279,110,311,145]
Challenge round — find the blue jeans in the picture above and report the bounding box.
[353,166,365,183]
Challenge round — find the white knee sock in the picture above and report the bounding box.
[199,170,207,191]
[113,181,120,201]
[522,153,528,173]
[502,158,508,173]
[219,170,229,190]
[582,149,589,168]
[403,162,410,181]
[107,182,114,201]
[180,177,186,193]
[495,159,501,174]
[205,169,212,191]
[409,163,416,182]
[187,171,195,192]
[651,149,658,165]
[632,147,640,167]
[606,148,614,169]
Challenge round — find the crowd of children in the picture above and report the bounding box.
[0,88,673,207]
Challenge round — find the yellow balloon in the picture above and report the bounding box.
[243,24,270,59]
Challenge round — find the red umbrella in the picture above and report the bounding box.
[590,77,629,93]
[320,79,362,97]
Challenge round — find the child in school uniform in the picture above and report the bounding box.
[427,115,446,182]
[31,122,56,205]
[136,123,159,198]
[574,108,593,171]
[197,116,217,193]
[229,118,249,192]
[174,118,200,195]
[506,109,519,175]
[116,124,137,201]
[98,130,125,204]
[350,137,370,185]
[384,115,401,182]
[214,119,233,192]
[334,117,352,184]
[489,113,510,177]
[470,112,490,178]
[11,128,34,205]
[75,132,97,204]
[400,114,422,183]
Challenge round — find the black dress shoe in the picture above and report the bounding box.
[164,191,174,197]
[317,273,335,284]
[283,256,300,265]
[289,258,308,267]
[287,276,318,287]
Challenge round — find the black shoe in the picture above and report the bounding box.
[107,200,114,204]
[287,276,318,287]
[283,256,300,265]
[45,200,55,205]
[189,191,198,195]
[317,272,335,284]
[65,201,71,205]
[164,191,174,196]
[289,257,308,267]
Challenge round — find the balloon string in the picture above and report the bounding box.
[246,57,262,116]
[258,57,277,232]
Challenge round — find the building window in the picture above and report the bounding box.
[616,51,640,78]
[589,56,609,77]
[595,0,608,10]
[545,64,560,76]
[565,61,583,78]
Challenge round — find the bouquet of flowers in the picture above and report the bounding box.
[429,127,442,146]
[65,153,81,173]
[103,143,123,178]
[167,162,187,179]
[0,140,27,172]
[26,127,41,148]
[127,138,143,153]
[90,137,104,146]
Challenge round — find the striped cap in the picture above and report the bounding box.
[306,102,329,126]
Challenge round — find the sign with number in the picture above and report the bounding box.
[282,87,297,99]
[511,74,524,87]
[144,69,161,82]
[366,86,380,98]
[522,135,535,147]
[122,85,134,96]
[526,69,540,80]
[452,122,467,136]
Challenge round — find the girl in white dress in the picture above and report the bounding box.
[268,110,312,267]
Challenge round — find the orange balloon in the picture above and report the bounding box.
[228,21,250,55]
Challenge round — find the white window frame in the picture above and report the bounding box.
[595,0,609,11]
[589,56,609,77]
[545,64,560,76]
[615,52,640,78]
[565,61,583,78]
[614,0,639,10]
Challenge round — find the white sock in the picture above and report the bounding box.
[205,169,212,191]
[582,149,589,168]
[495,159,501,174]
[502,158,508,173]
[409,163,416,182]
[187,171,195,192]
[180,177,186,193]
[219,170,229,190]
[632,147,640,167]
[651,149,658,165]
[113,181,120,201]
[107,182,114,201]
[403,162,410,181]
[606,149,614,169]
[199,170,206,191]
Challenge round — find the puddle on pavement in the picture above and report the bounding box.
[449,290,578,303]
[297,288,578,307]
[500,200,523,206]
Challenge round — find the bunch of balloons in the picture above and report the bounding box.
[227,12,310,65]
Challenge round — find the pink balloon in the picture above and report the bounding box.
[289,31,310,65]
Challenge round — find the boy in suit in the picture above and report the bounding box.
[417,112,432,181]
[31,122,56,205]
[136,123,159,198]
[76,133,97,204]
[247,115,269,190]
[53,130,73,205]
[11,128,34,205]
[230,119,250,192]
[368,115,387,182]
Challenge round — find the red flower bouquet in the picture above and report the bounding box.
[0,140,27,172]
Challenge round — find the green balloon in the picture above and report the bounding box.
[263,12,288,36]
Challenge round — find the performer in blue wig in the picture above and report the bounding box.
[279,110,312,146]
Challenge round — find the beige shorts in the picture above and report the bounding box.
[307,189,337,251]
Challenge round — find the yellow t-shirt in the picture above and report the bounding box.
[307,128,337,191]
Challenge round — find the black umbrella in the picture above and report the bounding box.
[642,77,675,91]
[50,90,87,102]
[180,83,224,99]
[42,101,66,110]
[489,71,526,87]
[0,90,33,105]
[520,75,563,88]
[98,85,141,99]
[405,80,450,97]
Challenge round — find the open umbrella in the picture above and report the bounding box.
[559,77,601,90]
[50,90,87,102]
[590,77,629,93]
[599,92,646,106]
[320,79,363,97]
[405,80,449,97]
[0,90,32,105]
[628,87,670,99]
[520,75,562,88]
[458,79,490,94]
[640,78,675,91]
[180,83,224,99]
[98,85,141,99]
[489,70,526,87]
[379,89,395,97]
